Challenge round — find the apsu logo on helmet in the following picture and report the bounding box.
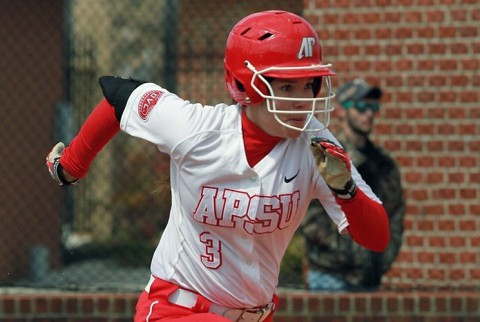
[138,90,163,121]
[297,37,316,59]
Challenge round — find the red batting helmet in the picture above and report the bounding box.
[224,10,336,131]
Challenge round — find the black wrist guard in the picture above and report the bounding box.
[329,178,357,199]
[54,160,78,186]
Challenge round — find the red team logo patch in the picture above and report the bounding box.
[138,90,163,121]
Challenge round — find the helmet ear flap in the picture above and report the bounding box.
[224,64,246,103]
[235,79,245,92]
[246,75,270,105]
[261,76,275,96]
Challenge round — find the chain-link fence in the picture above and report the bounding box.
[2,0,304,292]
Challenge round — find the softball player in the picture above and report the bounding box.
[46,10,389,322]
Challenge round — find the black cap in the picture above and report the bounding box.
[336,78,383,105]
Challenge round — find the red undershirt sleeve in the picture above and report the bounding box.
[337,188,390,252]
[59,98,120,179]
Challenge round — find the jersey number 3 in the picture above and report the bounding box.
[199,232,222,269]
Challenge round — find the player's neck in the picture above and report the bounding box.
[242,108,281,167]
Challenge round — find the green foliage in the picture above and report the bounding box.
[278,232,306,288]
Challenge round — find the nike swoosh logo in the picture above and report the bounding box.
[284,169,300,183]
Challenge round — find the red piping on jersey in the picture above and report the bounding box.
[337,188,390,252]
[60,98,120,179]
[241,108,281,168]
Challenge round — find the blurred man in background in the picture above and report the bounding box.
[301,78,406,291]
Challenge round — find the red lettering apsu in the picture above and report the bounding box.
[193,186,300,234]
[138,90,163,121]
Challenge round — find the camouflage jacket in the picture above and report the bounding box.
[300,131,406,288]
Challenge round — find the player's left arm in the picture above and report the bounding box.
[336,188,390,253]
[311,138,390,252]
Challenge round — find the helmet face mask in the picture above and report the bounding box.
[224,10,336,132]
[245,61,335,131]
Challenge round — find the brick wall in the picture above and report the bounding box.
[304,0,479,290]
[0,291,478,321]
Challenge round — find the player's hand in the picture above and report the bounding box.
[46,142,78,186]
[311,137,356,199]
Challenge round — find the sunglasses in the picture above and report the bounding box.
[343,101,380,113]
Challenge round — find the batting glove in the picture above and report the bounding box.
[46,142,78,186]
[311,137,357,199]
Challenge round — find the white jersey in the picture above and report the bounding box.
[120,83,379,308]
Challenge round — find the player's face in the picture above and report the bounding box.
[246,77,316,139]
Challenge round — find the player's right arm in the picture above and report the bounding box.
[46,76,145,185]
